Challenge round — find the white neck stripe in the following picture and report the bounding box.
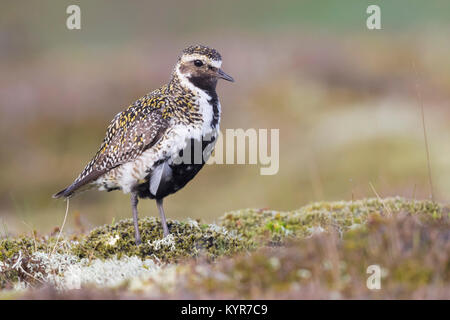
[176,66,211,100]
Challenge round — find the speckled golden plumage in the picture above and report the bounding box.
[53,72,201,198]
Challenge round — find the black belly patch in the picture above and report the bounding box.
[136,136,215,199]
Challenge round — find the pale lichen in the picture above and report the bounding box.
[57,255,162,290]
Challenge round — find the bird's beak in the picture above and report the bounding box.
[217,68,234,82]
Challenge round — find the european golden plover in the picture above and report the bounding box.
[54,45,234,245]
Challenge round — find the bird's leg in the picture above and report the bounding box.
[156,198,169,237]
[131,192,142,245]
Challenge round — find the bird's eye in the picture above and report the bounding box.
[194,60,203,67]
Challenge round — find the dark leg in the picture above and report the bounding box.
[131,192,142,245]
[156,198,169,237]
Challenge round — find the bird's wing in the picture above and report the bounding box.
[53,92,171,198]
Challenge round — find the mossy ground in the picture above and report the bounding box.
[1,197,449,299]
[71,217,249,262]
[220,197,444,244]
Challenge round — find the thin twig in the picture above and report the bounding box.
[412,61,435,202]
[51,198,70,256]
[369,182,392,216]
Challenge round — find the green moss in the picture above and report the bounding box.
[1,239,35,288]
[71,217,251,262]
[220,197,445,244]
[0,238,39,261]
[1,197,448,296]
[3,197,442,265]
[2,197,445,266]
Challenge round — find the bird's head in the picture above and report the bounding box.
[174,45,234,93]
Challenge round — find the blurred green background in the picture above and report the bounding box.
[1,0,450,235]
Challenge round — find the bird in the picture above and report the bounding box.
[53,45,234,245]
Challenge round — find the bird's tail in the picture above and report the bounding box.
[52,180,91,199]
[53,183,96,199]
[53,186,72,199]
[52,188,69,199]
[53,170,105,199]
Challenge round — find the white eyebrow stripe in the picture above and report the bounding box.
[181,54,222,68]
